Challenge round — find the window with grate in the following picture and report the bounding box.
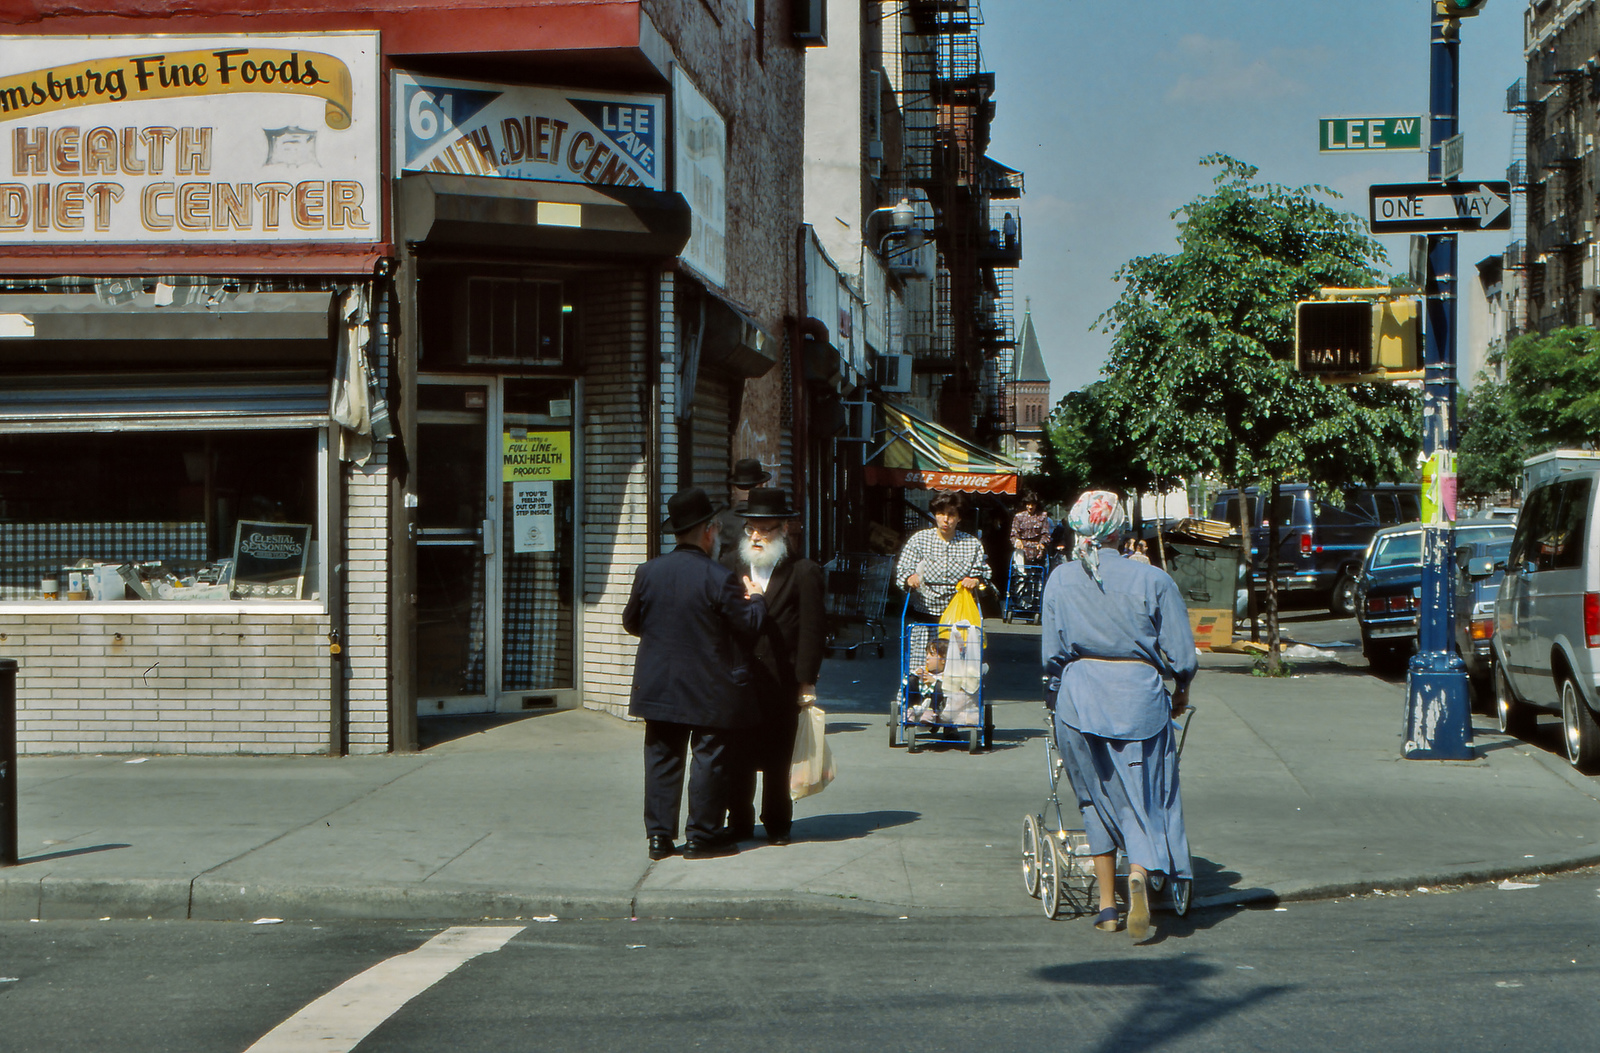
[466,277,564,364]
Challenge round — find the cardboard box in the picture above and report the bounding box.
[1187,608,1233,651]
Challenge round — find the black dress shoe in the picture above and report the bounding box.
[767,833,792,847]
[648,836,677,861]
[682,838,739,860]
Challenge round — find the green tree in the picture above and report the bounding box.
[1457,375,1527,500]
[1501,327,1600,449]
[1097,155,1421,671]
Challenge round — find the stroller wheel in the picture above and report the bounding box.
[1021,814,1043,898]
[1171,877,1192,917]
[1039,835,1063,919]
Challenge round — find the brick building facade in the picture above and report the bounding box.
[0,1,809,753]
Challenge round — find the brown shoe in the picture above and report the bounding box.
[1126,873,1151,940]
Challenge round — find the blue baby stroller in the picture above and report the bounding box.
[1003,560,1046,624]
[1021,656,1197,919]
[887,593,992,754]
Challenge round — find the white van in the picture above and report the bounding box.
[1491,452,1600,772]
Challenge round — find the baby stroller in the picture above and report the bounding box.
[888,592,992,754]
[1002,560,1046,624]
[1021,655,1196,919]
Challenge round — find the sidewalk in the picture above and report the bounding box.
[4,622,1599,922]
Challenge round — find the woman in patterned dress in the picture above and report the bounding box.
[895,492,992,623]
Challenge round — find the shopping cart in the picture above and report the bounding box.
[1003,561,1046,624]
[1021,655,1196,920]
[887,592,993,754]
[823,553,895,658]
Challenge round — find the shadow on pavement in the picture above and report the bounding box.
[418,710,556,749]
[1033,955,1292,1053]
[792,809,919,843]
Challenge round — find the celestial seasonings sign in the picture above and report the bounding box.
[231,521,312,599]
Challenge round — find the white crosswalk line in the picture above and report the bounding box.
[244,925,525,1053]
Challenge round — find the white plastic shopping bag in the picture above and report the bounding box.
[790,704,837,801]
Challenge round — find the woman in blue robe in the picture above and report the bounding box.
[1041,490,1197,939]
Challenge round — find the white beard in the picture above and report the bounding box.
[741,533,787,572]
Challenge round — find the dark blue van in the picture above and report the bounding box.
[1210,483,1422,616]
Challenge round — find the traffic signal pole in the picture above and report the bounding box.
[1403,4,1473,759]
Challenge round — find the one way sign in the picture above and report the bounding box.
[1368,181,1512,234]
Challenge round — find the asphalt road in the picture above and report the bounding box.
[4,867,1598,1053]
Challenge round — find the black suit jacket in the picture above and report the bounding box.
[623,544,767,728]
[741,555,826,703]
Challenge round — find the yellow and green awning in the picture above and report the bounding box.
[865,402,1021,495]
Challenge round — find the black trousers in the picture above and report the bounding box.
[728,703,802,839]
[642,720,737,845]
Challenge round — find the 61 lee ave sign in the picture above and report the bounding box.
[1368,180,1511,234]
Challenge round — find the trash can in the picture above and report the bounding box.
[1165,540,1242,610]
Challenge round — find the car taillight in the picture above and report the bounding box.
[1367,597,1385,614]
[1300,534,1312,556]
[1586,592,1600,648]
[1470,617,1495,642]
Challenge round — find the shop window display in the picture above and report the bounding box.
[0,430,320,602]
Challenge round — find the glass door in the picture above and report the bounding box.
[499,378,578,699]
[415,379,491,712]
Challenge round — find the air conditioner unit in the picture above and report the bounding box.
[877,353,914,393]
[839,400,874,442]
[793,0,826,46]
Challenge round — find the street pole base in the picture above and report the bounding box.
[1403,653,1475,760]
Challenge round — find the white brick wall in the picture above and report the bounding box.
[345,444,390,754]
[579,269,663,720]
[2,611,334,754]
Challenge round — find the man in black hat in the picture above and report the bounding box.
[726,487,826,846]
[624,487,767,860]
[720,458,772,572]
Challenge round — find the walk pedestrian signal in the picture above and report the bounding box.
[1295,298,1421,382]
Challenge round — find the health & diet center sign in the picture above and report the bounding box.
[0,33,379,244]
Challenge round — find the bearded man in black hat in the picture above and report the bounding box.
[720,458,771,571]
[624,487,767,860]
[726,487,826,846]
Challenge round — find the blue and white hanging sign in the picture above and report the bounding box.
[394,72,663,190]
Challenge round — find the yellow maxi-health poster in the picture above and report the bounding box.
[503,430,571,481]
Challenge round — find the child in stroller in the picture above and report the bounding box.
[905,636,948,725]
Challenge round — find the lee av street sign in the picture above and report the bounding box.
[1368,181,1512,233]
[1320,116,1425,153]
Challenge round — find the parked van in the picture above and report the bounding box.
[1489,451,1600,773]
[1210,483,1421,615]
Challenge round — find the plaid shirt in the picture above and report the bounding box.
[895,527,991,615]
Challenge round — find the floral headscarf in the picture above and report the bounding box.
[1067,490,1127,584]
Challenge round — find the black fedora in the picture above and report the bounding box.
[736,487,801,519]
[661,487,725,534]
[727,458,771,489]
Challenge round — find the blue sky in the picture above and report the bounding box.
[983,0,1527,395]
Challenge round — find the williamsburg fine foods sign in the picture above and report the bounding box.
[0,33,380,244]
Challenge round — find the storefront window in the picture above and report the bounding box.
[0,430,322,602]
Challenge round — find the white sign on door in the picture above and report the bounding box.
[512,481,556,554]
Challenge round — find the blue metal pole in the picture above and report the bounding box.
[1404,5,1473,759]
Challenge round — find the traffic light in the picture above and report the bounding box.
[1436,0,1488,17]
[1294,297,1421,382]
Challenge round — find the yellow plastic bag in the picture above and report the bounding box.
[939,586,983,631]
[790,705,837,802]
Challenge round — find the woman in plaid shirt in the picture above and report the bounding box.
[895,492,992,622]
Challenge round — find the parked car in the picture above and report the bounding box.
[1453,535,1513,697]
[1491,456,1600,773]
[1212,483,1422,616]
[1355,521,1514,672]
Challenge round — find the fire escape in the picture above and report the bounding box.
[1504,75,1536,338]
[1528,38,1588,332]
[894,0,1001,434]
